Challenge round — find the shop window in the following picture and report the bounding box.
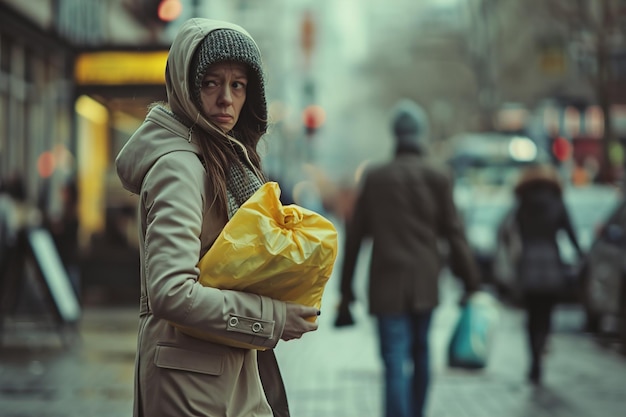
[0,35,11,73]
[0,94,6,169]
[24,48,33,83]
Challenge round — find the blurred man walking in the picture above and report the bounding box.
[337,99,480,417]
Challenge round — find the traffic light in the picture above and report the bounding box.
[132,0,182,26]
[551,136,572,163]
[300,11,315,68]
[302,104,326,138]
[156,0,182,22]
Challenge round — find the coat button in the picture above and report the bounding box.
[251,322,263,333]
[228,317,239,327]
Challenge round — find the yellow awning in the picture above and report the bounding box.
[75,51,168,85]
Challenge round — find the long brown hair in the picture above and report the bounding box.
[196,99,267,218]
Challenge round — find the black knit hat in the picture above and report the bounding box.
[190,29,267,134]
[391,99,429,153]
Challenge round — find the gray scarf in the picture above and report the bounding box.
[226,162,264,219]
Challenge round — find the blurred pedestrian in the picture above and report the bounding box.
[0,177,12,256]
[47,179,80,298]
[0,173,27,252]
[115,18,319,417]
[0,176,14,291]
[337,99,481,417]
[0,173,41,315]
[513,163,584,386]
[0,172,43,255]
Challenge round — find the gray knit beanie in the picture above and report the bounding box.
[391,99,429,153]
[190,29,267,134]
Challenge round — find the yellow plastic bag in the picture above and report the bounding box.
[177,182,338,348]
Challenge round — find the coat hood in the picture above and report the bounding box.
[115,106,201,195]
[116,18,267,195]
[166,18,266,135]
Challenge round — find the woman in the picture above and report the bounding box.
[115,18,319,417]
[513,163,583,386]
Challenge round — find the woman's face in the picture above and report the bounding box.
[199,61,248,132]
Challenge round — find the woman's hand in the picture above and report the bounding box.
[280,303,319,341]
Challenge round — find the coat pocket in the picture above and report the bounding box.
[517,242,564,293]
[154,345,224,375]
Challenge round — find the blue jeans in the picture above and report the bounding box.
[377,311,433,417]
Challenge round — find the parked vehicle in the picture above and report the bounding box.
[448,132,541,190]
[459,187,513,283]
[579,196,626,346]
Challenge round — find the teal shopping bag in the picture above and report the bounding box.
[448,292,499,369]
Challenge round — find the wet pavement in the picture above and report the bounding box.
[277,274,626,417]
[0,308,137,417]
[1,273,626,417]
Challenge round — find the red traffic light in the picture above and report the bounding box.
[302,105,326,129]
[157,0,182,22]
[551,136,571,161]
[134,0,182,25]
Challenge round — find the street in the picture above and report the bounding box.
[1,1,626,416]
[1,266,626,417]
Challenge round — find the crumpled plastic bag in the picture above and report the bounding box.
[177,181,338,348]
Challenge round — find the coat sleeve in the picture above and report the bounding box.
[141,152,286,350]
[339,179,370,303]
[560,200,584,257]
[430,168,481,292]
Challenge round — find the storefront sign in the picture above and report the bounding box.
[75,51,168,85]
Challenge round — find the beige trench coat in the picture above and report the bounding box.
[115,19,288,417]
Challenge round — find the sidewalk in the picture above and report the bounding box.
[0,308,137,417]
[276,272,626,417]
[1,275,625,417]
